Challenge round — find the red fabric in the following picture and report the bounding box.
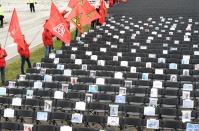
[67,4,85,33]
[61,10,67,17]
[68,0,95,14]
[44,3,71,44]
[109,0,114,7]
[0,48,7,68]
[8,8,25,50]
[66,20,70,30]
[42,29,53,47]
[67,2,100,32]
[99,0,107,24]
[81,8,101,25]
[17,40,30,58]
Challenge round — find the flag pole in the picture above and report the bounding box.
[29,29,42,46]
[4,31,9,48]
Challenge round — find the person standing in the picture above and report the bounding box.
[0,4,4,28]
[92,0,101,28]
[0,44,7,85]
[27,0,37,13]
[18,36,31,74]
[42,28,53,58]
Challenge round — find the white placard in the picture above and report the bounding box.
[146,62,152,68]
[49,53,55,59]
[130,67,137,73]
[91,55,98,61]
[121,61,128,67]
[57,64,65,70]
[71,113,83,123]
[12,97,22,106]
[109,104,119,117]
[97,60,105,66]
[23,124,33,131]
[182,110,191,123]
[75,101,86,111]
[144,106,155,116]
[117,52,122,57]
[64,69,72,76]
[150,88,158,98]
[155,69,163,75]
[33,81,42,89]
[119,87,126,96]
[131,49,136,53]
[75,59,82,65]
[0,87,6,96]
[100,48,107,52]
[60,126,72,131]
[183,84,193,91]
[147,119,159,129]
[149,98,158,107]
[54,58,59,64]
[44,100,52,112]
[114,72,123,79]
[107,116,119,126]
[96,78,105,85]
[44,75,52,82]
[85,51,92,56]
[183,99,194,108]
[153,81,163,89]
[54,91,64,99]
[182,91,190,100]
[82,64,87,71]
[4,108,14,118]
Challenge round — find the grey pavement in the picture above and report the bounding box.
[0,0,72,60]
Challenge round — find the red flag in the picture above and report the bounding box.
[81,8,101,25]
[109,0,114,7]
[8,8,25,49]
[68,0,95,14]
[67,1,100,32]
[44,3,71,44]
[99,0,107,25]
[67,4,85,33]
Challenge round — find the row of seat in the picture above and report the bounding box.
[0,94,199,110]
[4,84,199,99]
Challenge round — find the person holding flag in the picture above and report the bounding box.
[17,35,32,74]
[91,0,101,28]
[42,27,53,58]
[8,9,31,74]
[0,43,7,85]
[99,0,108,25]
[67,0,101,33]
[44,3,71,46]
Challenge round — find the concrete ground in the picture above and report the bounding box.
[0,0,71,60]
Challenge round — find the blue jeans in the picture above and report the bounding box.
[45,46,52,58]
[0,68,5,85]
[21,57,32,74]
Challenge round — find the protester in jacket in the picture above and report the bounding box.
[0,43,7,85]
[0,4,4,27]
[42,28,53,58]
[17,35,31,74]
